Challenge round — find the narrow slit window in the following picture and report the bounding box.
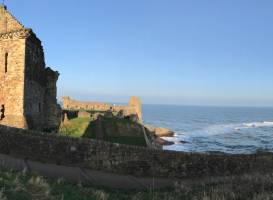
[0,105,5,120]
[4,53,8,73]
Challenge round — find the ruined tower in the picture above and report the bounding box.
[0,5,61,131]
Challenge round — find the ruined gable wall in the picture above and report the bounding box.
[24,34,47,130]
[128,96,142,121]
[0,33,27,128]
[24,34,61,131]
[62,97,142,120]
[0,6,28,128]
[0,6,60,131]
[43,68,61,131]
[0,6,24,34]
[62,97,112,111]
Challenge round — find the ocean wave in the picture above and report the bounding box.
[176,121,273,137]
[243,121,273,128]
[163,121,273,153]
[188,124,239,136]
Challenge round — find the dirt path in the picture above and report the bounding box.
[0,153,176,190]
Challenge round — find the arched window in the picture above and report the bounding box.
[4,53,8,73]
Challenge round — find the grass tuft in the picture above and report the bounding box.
[1,167,273,199]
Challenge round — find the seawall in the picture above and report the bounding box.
[0,125,273,179]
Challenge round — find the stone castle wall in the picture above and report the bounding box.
[0,125,273,179]
[0,6,23,33]
[0,6,61,131]
[24,33,47,130]
[24,32,61,131]
[0,6,27,128]
[62,96,142,121]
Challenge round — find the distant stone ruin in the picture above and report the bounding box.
[62,96,142,121]
[0,6,61,131]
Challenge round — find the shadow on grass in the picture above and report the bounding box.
[82,116,147,147]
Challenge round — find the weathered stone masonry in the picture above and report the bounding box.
[1,125,273,179]
[0,6,61,131]
[63,96,142,121]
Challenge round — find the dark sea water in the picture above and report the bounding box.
[142,105,273,154]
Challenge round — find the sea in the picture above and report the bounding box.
[142,105,273,154]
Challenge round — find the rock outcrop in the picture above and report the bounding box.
[145,125,174,137]
[144,124,175,146]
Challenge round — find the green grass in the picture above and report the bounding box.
[0,168,157,200]
[59,116,147,147]
[59,117,90,137]
[1,168,273,199]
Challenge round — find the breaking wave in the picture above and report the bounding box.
[163,121,273,154]
[186,121,273,137]
[243,121,273,128]
[143,105,273,154]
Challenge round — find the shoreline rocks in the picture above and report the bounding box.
[145,125,175,137]
[144,124,175,147]
[154,127,175,137]
[155,137,175,146]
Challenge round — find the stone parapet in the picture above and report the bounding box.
[1,125,273,179]
[62,96,142,121]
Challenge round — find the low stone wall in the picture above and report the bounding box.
[62,96,142,121]
[0,125,273,179]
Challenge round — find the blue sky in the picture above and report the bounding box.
[6,0,273,106]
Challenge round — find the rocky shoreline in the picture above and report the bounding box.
[144,124,176,146]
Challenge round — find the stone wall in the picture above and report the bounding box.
[0,124,273,179]
[24,33,46,130]
[129,96,142,122]
[0,6,27,129]
[62,96,142,121]
[0,6,61,131]
[0,6,23,34]
[43,68,61,131]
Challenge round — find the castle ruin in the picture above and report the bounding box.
[0,6,61,131]
[62,96,142,121]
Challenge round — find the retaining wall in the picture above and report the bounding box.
[0,125,273,179]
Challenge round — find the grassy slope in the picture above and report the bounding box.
[1,168,273,200]
[59,117,91,138]
[59,117,146,147]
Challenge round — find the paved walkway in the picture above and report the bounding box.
[0,153,176,190]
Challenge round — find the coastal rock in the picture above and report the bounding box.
[144,125,156,133]
[155,137,174,146]
[154,127,175,137]
[144,125,174,136]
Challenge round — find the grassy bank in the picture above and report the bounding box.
[0,168,273,200]
[59,117,91,138]
[59,116,146,147]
